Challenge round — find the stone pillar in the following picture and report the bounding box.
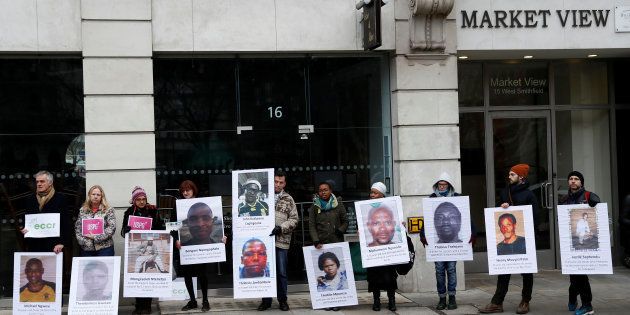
[392,0,462,292]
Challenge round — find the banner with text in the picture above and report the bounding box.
[25,213,60,238]
[68,256,120,315]
[13,252,63,315]
[176,196,226,265]
[123,231,173,297]
[423,196,473,262]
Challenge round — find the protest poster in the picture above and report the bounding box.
[176,196,226,265]
[422,196,473,262]
[24,213,60,238]
[558,203,613,274]
[81,218,104,235]
[354,196,409,268]
[123,231,173,297]
[68,256,120,315]
[127,215,153,231]
[13,252,63,314]
[303,242,358,309]
[159,277,197,301]
[484,206,538,275]
[231,169,276,299]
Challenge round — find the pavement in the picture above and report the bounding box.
[3,267,630,314]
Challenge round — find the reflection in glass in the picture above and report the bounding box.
[458,62,483,107]
[554,61,608,105]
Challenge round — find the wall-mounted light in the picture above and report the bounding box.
[587,54,598,58]
[523,55,534,59]
[458,56,468,60]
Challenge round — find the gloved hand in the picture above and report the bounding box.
[123,225,132,234]
[269,226,282,236]
[335,229,344,239]
[169,230,178,238]
[420,237,428,248]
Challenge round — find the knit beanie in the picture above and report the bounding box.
[371,182,387,195]
[567,171,585,186]
[130,186,147,204]
[510,164,530,178]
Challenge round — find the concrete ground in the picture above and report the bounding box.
[3,267,630,314]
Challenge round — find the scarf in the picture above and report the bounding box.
[434,187,454,197]
[314,194,338,211]
[37,186,55,210]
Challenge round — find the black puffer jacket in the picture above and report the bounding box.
[498,181,539,214]
[559,188,600,207]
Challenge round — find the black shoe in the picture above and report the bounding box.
[331,307,340,311]
[387,298,396,311]
[202,300,210,312]
[447,295,457,310]
[257,301,271,311]
[279,301,290,311]
[181,300,198,311]
[436,297,447,310]
[372,300,381,311]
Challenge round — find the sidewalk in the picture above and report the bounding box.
[3,267,630,314]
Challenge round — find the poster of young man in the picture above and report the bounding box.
[68,256,121,315]
[123,231,173,297]
[176,196,226,265]
[354,196,409,268]
[558,203,612,274]
[159,277,197,301]
[303,242,358,309]
[24,213,60,238]
[484,206,538,275]
[13,252,63,314]
[232,235,277,298]
[423,196,473,262]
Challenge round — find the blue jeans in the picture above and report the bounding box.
[80,246,114,256]
[263,248,288,303]
[435,261,457,297]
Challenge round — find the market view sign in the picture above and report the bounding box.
[461,10,610,29]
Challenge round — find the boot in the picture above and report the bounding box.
[447,295,457,310]
[436,297,447,310]
[387,294,396,311]
[479,303,504,313]
[372,291,381,311]
[181,300,198,311]
[516,300,529,314]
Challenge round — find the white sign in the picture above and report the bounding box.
[68,256,121,315]
[231,169,277,299]
[176,196,226,265]
[24,213,60,238]
[484,206,538,275]
[159,277,197,301]
[123,231,173,297]
[423,196,473,262]
[616,6,630,32]
[354,196,410,268]
[558,203,613,274]
[13,252,63,314]
[303,242,358,309]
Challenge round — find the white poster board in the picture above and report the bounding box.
[176,196,226,265]
[68,256,121,315]
[354,196,409,268]
[13,252,63,314]
[159,277,197,301]
[123,231,173,297]
[231,169,277,299]
[24,213,60,238]
[484,206,538,275]
[558,203,613,274]
[303,242,358,309]
[423,196,473,262]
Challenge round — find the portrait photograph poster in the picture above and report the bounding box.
[13,252,63,314]
[176,196,226,265]
[558,203,613,275]
[68,256,120,315]
[303,242,358,309]
[232,235,276,299]
[484,205,538,275]
[231,168,276,231]
[422,196,473,262]
[24,213,60,238]
[354,196,409,268]
[123,231,173,297]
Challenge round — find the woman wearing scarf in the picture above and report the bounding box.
[308,181,348,311]
[74,185,116,256]
[121,186,163,315]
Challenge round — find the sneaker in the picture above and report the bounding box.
[447,295,458,310]
[181,300,198,311]
[479,303,504,313]
[436,297,447,310]
[202,300,210,312]
[575,305,594,315]
[568,302,577,311]
[516,301,530,314]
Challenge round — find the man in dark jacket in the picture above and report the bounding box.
[19,171,70,253]
[481,164,538,314]
[560,171,599,315]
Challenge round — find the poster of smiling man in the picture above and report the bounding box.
[484,206,538,275]
[68,256,120,315]
[354,196,409,268]
[422,196,473,262]
[176,196,226,265]
[232,235,277,299]
[13,252,63,314]
[303,242,358,309]
[558,203,612,274]
[123,231,173,297]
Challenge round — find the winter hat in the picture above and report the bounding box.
[244,179,261,190]
[130,186,147,204]
[567,171,584,186]
[371,182,387,195]
[510,164,530,178]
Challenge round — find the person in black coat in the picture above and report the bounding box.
[481,164,538,315]
[19,171,71,253]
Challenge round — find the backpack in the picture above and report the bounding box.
[395,235,416,275]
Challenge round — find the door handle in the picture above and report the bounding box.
[540,182,547,209]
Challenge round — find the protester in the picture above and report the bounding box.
[480,164,538,314]
[259,170,298,311]
[559,171,600,315]
[75,185,116,256]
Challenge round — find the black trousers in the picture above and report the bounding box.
[491,273,533,305]
[569,275,592,306]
